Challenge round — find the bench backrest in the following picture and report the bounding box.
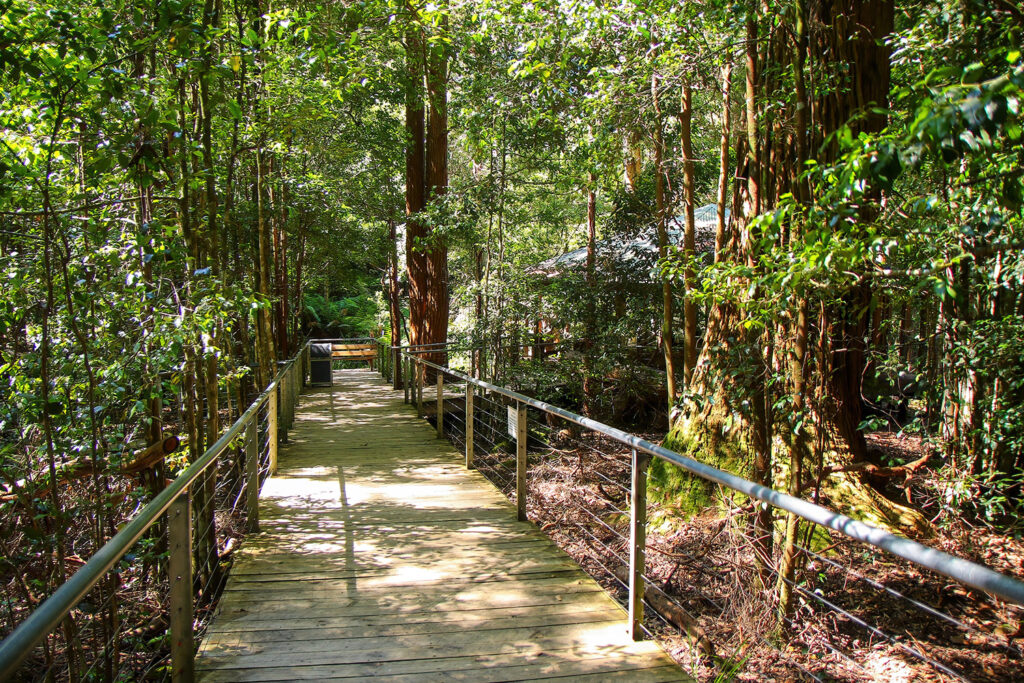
[331,343,376,360]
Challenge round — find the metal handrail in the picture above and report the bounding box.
[404,351,1024,606]
[0,346,307,679]
[309,336,377,342]
[385,338,568,351]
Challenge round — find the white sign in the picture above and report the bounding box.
[507,406,518,439]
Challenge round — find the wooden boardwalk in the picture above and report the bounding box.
[196,370,687,682]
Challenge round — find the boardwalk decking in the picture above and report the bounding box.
[196,370,687,682]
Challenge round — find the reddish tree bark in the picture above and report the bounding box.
[405,17,427,351]
[424,13,449,369]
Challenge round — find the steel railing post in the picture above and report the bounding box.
[516,402,527,522]
[465,383,474,469]
[628,448,649,640]
[168,489,194,683]
[245,414,259,533]
[436,372,444,438]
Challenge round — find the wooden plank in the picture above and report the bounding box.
[195,369,685,681]
[197,620,641,667]
[225,565,580,588]
[204,594,622,634]
[223,570,594,595]
[197,645,671,682]
[201,607,625,647]
[541,668,688,682]
[213,579,607,617]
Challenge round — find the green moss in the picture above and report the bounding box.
[647,411,751,523]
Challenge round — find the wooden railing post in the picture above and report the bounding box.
[268,388,278,475]
[279,373,289,444]
[283,372,291,431]
[291,364,297,412]
[516,402,527,522]
[245,414,259,533]
[628,448,649,640]
[168,489,194,683]
[404,354,411,404]
[436,372,444,438]
[416,359,424,418]
[303,344,310,387]
[465,383,474,469]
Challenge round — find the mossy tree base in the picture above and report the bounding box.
[650,394,932,538]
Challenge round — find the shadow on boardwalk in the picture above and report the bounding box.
[195,370,687,682]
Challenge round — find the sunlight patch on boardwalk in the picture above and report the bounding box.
[195,370,687,682]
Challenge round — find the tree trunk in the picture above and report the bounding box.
[386,219,402,351]
[256,147,276,388]
[652,73,677,411]
[405,11,427,354]
[583,173,597,416]
[623,129,642,192]
[715,62,733,263]
[678,79,698,388]
[661,0,927,540]
[424,7,449,370]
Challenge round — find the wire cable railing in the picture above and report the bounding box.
[391,349,1024,680]
[0,342,312,682]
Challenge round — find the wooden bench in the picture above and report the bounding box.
[331,343,376,369]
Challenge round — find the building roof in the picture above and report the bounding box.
[530,204,727,279]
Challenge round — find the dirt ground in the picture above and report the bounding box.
[472,429,1024,682]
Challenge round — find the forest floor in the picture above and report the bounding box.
[0,452,250,680]
[472,429,1024,682]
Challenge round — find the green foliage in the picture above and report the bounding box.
[304,292,381,337]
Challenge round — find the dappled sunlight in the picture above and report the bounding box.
[195,369,687,681]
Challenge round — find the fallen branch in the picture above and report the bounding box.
[824,451,937,504]
[827,452,934,479]
[0,436,180,503]
[121,436,180,474]
[610,564,716,658]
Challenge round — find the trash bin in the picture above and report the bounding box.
[310,343,334,386]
